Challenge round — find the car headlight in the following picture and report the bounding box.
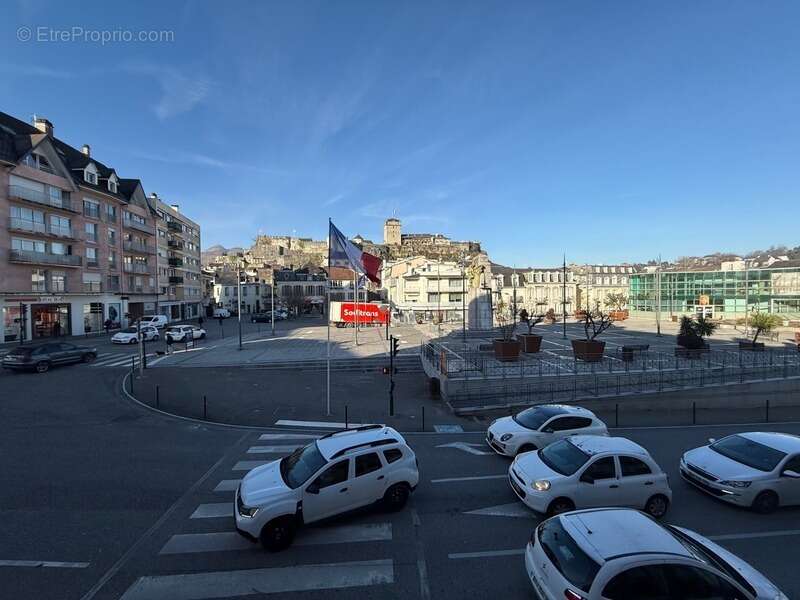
[500,433,513,442]
[238,505,259,518]
[533,480,551,491]
[719,480,752,488]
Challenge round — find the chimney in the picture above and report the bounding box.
[81,144,91,157]
[170,204,180,213]
[33,116,54,137]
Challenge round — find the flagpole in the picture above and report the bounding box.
[354,269,359,346]
[326,217,331,416]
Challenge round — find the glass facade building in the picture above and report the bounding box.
[629,268,800,320]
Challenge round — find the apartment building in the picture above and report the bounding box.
[574,264,639,310]
[152,194,203,320]
[518,268,578,316]
[382,256,468,323]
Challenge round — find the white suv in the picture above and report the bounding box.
[510,435,672,517]
[235,425,419,551]
[487,405,608,457]
[525,508,788,599]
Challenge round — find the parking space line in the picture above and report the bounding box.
[709,529,800,541]
[275,419,368,428]
[258,433,320,441]
[120,559,394,600]
[189,503,231,519]
[246,445,302,454]
[431,474,506,484]
[448,549,525,560]
[213,479,240,492]
[232,460,271,471]
[0,559,90,568]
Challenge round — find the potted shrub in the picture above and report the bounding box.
[517,309,544,353]
[605,292,629,321]
[676,315,716,357]
[544,308,557,324]
[740,312,782,351]
[572,309,612,362]
[493,298,520,361]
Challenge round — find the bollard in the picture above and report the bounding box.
[203,395,207,420]
[766,398,770,423]
[615,403,619,427]
[345,405,349,430]
[421,406,425,432]
[130,356,135,394]
[155,385,160,409]
[692,402,696,425]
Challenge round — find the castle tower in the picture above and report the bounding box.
[383,217,401,245]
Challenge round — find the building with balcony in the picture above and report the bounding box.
[152,194,202,321]
[0,112,161,341]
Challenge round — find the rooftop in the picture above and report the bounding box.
[316,425,402,459]
[568,435,648,456]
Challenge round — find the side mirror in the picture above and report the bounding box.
[782,469,800,479]
[542,427,554,434]
[708,438,716,444]
[580,473,595,485]
[306,482,320,494]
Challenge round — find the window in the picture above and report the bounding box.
[547,416,593,431]
[51,242,67,255]
[50,272,66,292]
[312,460,349,489]
[106,204,117,221]
[664,565,741,599]
[583,456,616,480]
[108,180,117,193]
[12,238,45,253]
[355,453,382,477]
[785,455,800,473]
[11,206,45,232]
[50,215,71,236]
[85,222,98,242]
[83,199,100,219]
[603,565,670,600]
[108,228,116,245]
[383,448,403,464]
[84,170,97,184]
[31,269,46,292]
[620,456,652,477]
[86,247,98,266]
[82,273,101,292]
[537,518,600,593]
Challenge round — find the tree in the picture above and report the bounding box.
[605,292,629,311]
[693,314,718,339]
[518,308,544,335]
[749,312,782,344]
[494,297,516,341]
[580,308,613,341]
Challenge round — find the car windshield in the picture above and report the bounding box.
[538,439,590,476]
[279,442,328,489]
[710,435,787,472]
[122,328,138,334]
[513,406,563,430]
[537,518,600,593]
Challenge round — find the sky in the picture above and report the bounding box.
[2,1,799,267]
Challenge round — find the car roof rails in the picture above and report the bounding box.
[319,423,384,440]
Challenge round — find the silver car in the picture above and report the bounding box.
[681,432,800,513]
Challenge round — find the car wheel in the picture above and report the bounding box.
[35,361,50,374]
[644,494,670,518]
[82,353,96,364]
[383,483,411,511]
[260,517,296,552]
[129,338,137,345]
[200,333,206,339]
[547,497,575,517]
[516,443,537,455]
[153,335,159,341]
[752,491,779,514]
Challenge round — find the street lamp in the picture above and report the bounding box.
[237,265,243,351]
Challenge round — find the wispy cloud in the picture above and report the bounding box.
[323,193,346,207]
[123,63,212,120]
[129,149,287,176]
[0,64,74,79]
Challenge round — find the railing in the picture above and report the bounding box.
[82,283,102,293]
[123,218,153,234]
[104,211,118,224]
[123,240,154,254]
[86,259,99,268]
[48,223,79,239]
[9,218,46,234]
[9,249,82,266]
[83,206,100,219]
[108,261,118,271]
[84,232,98,243]
[107,282,120,292]
[167,220,182,232]
[9,185,75,212]
[168,276,184,284]
[123,263,150,274]
[168,257,183,267]
[168,240,184,250]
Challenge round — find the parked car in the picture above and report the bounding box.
[681,431,800,513]
[213,308,231,318]
[487,404,608,457]
[509,435,672,517]
[2,343,97,373]
[525,508,788,600]
[139,315,169,329]
[250,312,284,323]
[165,325,206,342]
[235,424,419,551]
[111,325,159,344]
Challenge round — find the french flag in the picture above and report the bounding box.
[329,221,382,285]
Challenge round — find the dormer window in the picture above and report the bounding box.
[108,180,117,193]
[85,170,97,184]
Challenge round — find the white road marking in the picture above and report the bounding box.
[160,523,392,555]
[246,445,302,454]
[213,479,241,492]
[431,474,507,484]
[232,460,272,471]
[258,433,320,440]
[411,509,431,600]
[189,503,231,519]
[465,502,538,518]
[433,425,464,433]
[436,442,492,456]
[120,559,394,600]
[709,529,800,541]
[0,559,90,568]
[275,419,369,428]
[448,548,525,559]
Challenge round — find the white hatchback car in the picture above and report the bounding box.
[525,508,788,600]
[487,405,608,457]
[111,325,159,344]
[165,325,206,342]
[681,431,800,514]
[510,435,672,518]
[139,314,169,329]
[235,425,419,551]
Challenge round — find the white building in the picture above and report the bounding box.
[382,256,469,323]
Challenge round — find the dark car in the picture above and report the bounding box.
[250,312,271,323]
[1,342,97,373]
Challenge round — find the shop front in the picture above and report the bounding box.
[32,303,72,339]
[2,304,24,343]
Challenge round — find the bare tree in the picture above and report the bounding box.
[580,309,614,341]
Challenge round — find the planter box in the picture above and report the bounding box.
[571,339,605,362]
[609,310,629,322]
[493,339,521,362]
[677,335,708,350]
[517,333,542,353]
[675,346,708,359]
[738,341,765,351]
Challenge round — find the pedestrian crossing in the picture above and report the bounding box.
[88,352,156,368]
[118,430,400,600]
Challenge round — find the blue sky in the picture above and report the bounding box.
[3,1,799,266]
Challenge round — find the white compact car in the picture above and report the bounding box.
[111,325,159,344]
[681,431,800,514]
[235,424,419,551]
[487,405,608,457]
[213,308,231,318]
[139,314,169,329]
[510,435,672,517]
[525,508,788,600]
[165,325,206,342]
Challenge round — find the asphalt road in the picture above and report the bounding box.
[2,360,799,600]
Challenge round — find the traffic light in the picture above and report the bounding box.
[390,336,399,358]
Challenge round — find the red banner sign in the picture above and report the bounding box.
[340,302,388,324]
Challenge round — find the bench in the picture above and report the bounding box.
[674,345,709,359]
[620,344,649,362]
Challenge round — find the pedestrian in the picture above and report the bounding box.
[218,316,224,327]
[53,321,61,337]
[104,318,112,335]
[166,333,173,355]
[198,315,204,327]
